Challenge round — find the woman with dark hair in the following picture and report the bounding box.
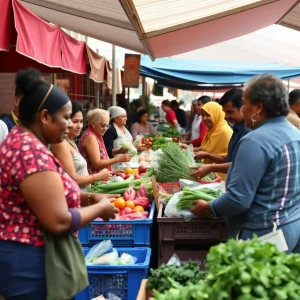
[0,69,118,299]
[131,109,156,140]
[51,101,112,191]
[191,73,300,254]
[161,100,178,128]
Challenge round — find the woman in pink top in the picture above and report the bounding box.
[131,109,156,140]
[161,100,178,128]
[79,109,131,174]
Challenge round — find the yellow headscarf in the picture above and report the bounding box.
[201,102,233,180]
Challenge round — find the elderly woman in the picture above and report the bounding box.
[191,73,300,254]
[131,109,156,140]
[103,106,145,159]
[51,101,112,192]
[78,108,131,174]
[0,69,118,299]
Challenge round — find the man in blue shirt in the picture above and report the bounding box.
[191,88,251,178]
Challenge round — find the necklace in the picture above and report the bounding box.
[65,136,79,152]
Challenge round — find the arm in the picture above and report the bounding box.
[51,142,112,187]
[210,139,269,217]
[191,162,231,179]
[20,171,118,234]
[194,151,226,164]
[191,121,207,147]
[171,119,179,128]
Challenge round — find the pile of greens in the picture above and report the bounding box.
[177,187,223,210]
[152,237,300,300]
[156,143,196,183]
[162,127,181,138]
[147,262,206,293]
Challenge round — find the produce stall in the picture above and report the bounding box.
[76,140,229,300]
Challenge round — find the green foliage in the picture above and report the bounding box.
[152,237,300,300]
[146,262,206,293]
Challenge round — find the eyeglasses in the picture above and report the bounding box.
[97,123,111,129]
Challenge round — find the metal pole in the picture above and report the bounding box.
[141,76,147,108]
[96,48,100,108]
[112,45,117,106]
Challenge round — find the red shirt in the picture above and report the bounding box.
[191,120,207,147]
[165,109,177,125]
[0,126,80,247]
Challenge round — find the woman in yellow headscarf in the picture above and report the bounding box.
[192,102,233,180]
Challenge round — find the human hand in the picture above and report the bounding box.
[97,168,113,181]
[190,164,212,179]
[137,145,147,152]
[97,197,119,221]
[90,193,121,204]
[118,147,128,154]
[118,154,132,162]
[180,143,189,150]
[190,200,212,217]
[194,151,210,160]
[113,169,124,175]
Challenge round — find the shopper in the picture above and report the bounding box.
[161,100,178,129]
[0,69,118,299]
[79,108,131,173]
[191,88,250,178]
[131,109,156,140]
[51,101,112,191]
[170,100,187,129]
[287,89,300,129]
[191,73,300,254]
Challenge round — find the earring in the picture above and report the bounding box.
[251,114,259,127]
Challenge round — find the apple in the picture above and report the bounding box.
[138,165,147,174]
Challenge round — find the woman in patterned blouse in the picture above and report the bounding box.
[0,69,119,299]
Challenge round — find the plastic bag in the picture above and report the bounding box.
[91,248,118,265]
[91,293,121,300]
[164,182,226,221]
[114,252,138,265]
[167,253,181,267]
[85,240,113,264]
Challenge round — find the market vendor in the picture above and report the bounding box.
[161,100,179,129]
[191,88,251,179]
[78,108,131,174]
[131,109,156,140]
[188,101,232,180]
[191,73,300,254]
[181,96,211,146]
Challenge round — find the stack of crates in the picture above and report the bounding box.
[75,202,155,300]
[157,182,228,269]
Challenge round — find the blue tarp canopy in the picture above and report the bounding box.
[140,56,300,90]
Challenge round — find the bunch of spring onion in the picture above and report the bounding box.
[176,187,223,211]
[156,143,196,183]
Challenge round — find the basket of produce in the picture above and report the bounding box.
[79,177,155,247]
[75,247,151,300]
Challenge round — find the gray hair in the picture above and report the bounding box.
[245,73,289,117]
[86,109,109,124]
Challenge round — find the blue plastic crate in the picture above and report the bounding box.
[75,247,151,300]
[79,202,155,247]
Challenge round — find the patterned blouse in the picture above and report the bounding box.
[0,126,80,247]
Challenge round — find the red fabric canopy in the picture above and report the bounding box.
[0,0,11,51]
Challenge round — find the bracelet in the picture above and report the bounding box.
[68,208,81,233]
[208,153,211,159]
[87,193,92,206]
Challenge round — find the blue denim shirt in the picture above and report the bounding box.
[210,116,300,230]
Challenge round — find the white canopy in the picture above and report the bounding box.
[20,0,300,59]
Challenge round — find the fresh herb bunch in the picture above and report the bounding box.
[177,187,223,210]
[156,143,196,183]
[147,262,206,293]
[162,127,181,138]
[152,237,300,300]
